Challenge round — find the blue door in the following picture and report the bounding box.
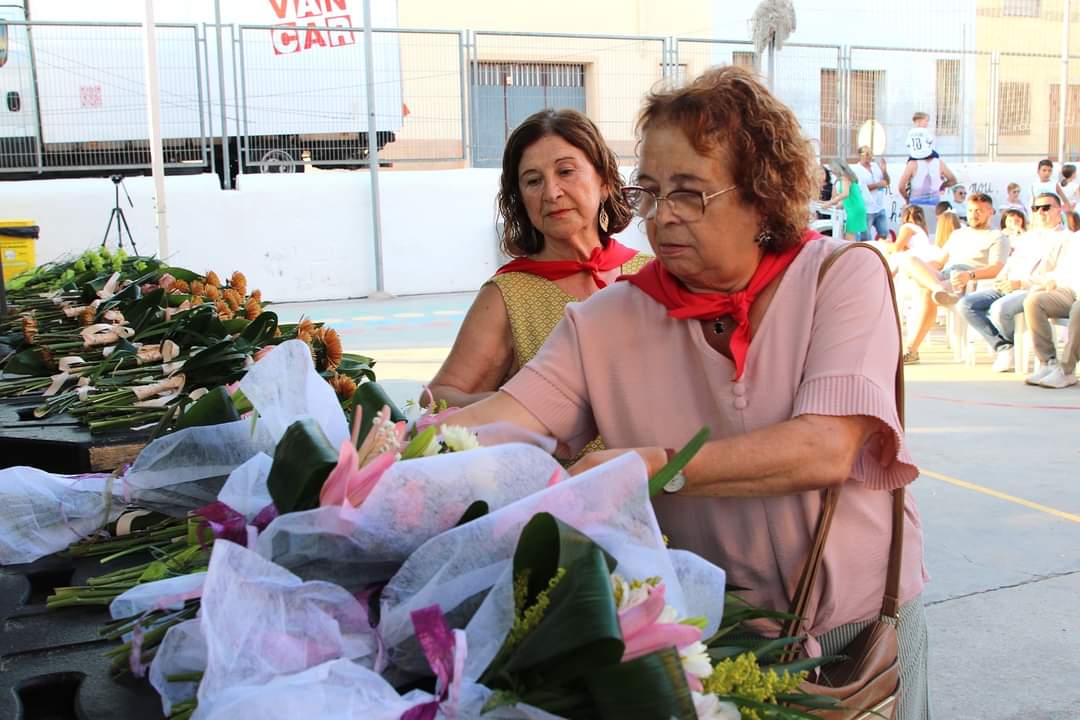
[471,62,585,168]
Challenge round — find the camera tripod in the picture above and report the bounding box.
[102,174,138,254]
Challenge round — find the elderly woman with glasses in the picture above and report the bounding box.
[425,109,649,410]
[451,66,931,718]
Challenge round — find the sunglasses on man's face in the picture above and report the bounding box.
[1032,204,1055,212]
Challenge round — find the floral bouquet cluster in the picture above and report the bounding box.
[0,248,374,434]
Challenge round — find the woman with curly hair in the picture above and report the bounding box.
[451,66,931,718]
[426,109,649,408]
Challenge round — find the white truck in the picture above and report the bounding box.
[0,0,404,184]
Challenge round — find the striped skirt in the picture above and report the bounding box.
[817,595,931,720]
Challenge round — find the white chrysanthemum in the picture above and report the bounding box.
[440,424,480,453]
[692,691,741,720]
[680,640,713,680]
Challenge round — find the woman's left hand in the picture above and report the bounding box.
[568,447,668,477]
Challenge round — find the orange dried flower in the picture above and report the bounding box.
[223,288,243,311]
[296,318,316,344]
[204,285,221,301]
[328,373,357,402]
[79,307,97,326]
[250,289,262,304]
[245,298,262,321]
[215,300,233,320]
[190,280,205,296]
[21,314,38,344]
[190,295,205,306]
[204,270,221,288]
[230,271,248,297]
[172,279,190,294]
[314,327,343,371]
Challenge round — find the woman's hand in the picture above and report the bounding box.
[568,447,668,477]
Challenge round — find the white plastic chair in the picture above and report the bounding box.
[1014,314,1070,375]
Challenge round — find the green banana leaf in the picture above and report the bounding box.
[583,647,696,719]
[4,347,56,376]
[172,386,241,432]
[482,513,622,694]
[350,381,406,442]
[159,266,204,283]
[266,418,340,514]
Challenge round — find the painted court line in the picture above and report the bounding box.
[352,315,386,321]
[921,468,1080,524]
[393,312,426,319]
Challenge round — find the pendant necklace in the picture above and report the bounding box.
[712,318,726,335]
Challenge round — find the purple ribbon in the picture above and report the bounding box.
[400,605,467,720]
[191,501,276,549]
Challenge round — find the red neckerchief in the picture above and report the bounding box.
[495,238,638,289]
[619,230,821,379]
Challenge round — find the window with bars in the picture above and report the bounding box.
[732,51,756,69]
[935,59,960,135]
[472,62,584,88]
[1002,0,1040,17]
[999,81,1031,135]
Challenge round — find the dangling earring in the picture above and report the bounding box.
[599,203,610,234]
[754,227,774,248]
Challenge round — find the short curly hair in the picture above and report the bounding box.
[636,66,817,251]
[496,109,633,258]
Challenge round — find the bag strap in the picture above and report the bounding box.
[780,242,907,651]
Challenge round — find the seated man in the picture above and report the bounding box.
[958,192,1064,372]
[896,192,1010,364]
[1023,230,1080,388]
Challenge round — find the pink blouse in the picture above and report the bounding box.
[502,237,928,640]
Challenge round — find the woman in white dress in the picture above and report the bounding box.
[879,205,945,271]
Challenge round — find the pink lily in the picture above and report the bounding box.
[617,582,705,690]
[319,405,402,509]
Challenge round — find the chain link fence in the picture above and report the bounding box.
[5,21,1080,177]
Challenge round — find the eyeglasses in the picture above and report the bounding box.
[621,184,738,221]
[1032,204,1055,212]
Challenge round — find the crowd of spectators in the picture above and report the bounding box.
[822,143,1080,390]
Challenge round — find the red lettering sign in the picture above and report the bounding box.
[267,0,354,56]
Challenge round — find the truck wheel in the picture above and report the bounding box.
[259,149,302,174]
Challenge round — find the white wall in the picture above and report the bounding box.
[2,168,651,302]
[6,161,1040,303]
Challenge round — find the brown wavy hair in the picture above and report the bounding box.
[497,109,633,258]
[636,66,817,251]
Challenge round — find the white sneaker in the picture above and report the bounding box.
[1025,361,1056,386]
[1039,365,1079,389]
[992,347,1015,373]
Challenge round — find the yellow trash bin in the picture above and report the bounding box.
[0,220,39,282]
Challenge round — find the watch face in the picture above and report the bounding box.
[663,473,686,493]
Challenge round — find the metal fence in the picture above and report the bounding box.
[0,21,206,175]
[6,21,1080,178]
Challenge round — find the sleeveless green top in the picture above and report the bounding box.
[839,178,868,234]
[488,252,652,457]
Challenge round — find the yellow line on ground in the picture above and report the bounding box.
[922,468,1080,523]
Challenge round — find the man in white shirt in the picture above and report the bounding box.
[958,192,1063,372]
[1030,158,1069,210]
[896,192,1010,363]
[1023,227,1080,388]
[851,145,890,241]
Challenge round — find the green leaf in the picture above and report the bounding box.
[649,426,709,496]
[350,382,406,443]
[400,425,437,460]
[584,647,696,719]
[266,418,340,514]
[173,387,240,432]
[5,348,56,376]
[488,513,623,692]
[239,311,279,345]
[454,500,489,527]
